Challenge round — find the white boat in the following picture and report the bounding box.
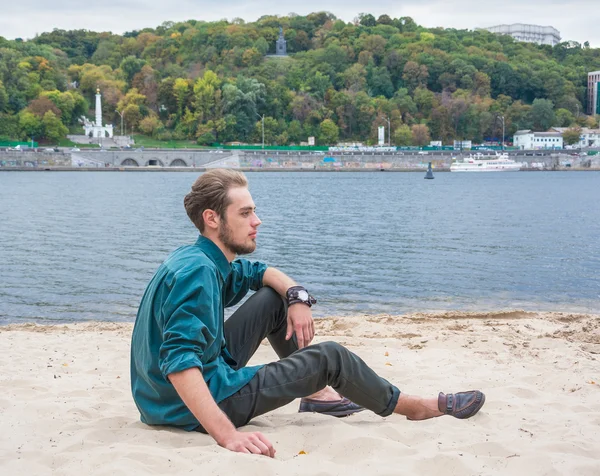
[450,152,522,172]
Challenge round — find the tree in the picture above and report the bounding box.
[120,56,146,84]
[402,62,429,91]
[393,88,417,122]
[18,110,43,140]
[0,113,20,140]
[41,110,68,143]
[122,103,142,131]
[193,70,221,122]
[368,67,394,98]
[41,90,87,125]
[221,77,266,141]
[242,47,262,67]
[253,116,278,145]
[139,115,161,136]
[529,98,555,131]
[197,130,216,145]
[0,80,8,112]
[376,15,393,25]
[319,118,339,144]
[362,35,386,63]
[27,97,61,118]
[307,72,331,100]
[562,127,581,146]
[173,78,190,117]
[555,108,575,127]
[287,120,303,143]
[411,124,431,146]
[393,125,412,145]
[358,13,376,27]
[413,87,436,117]
[132,65,159,111]
[342,64,367,92]
[254,37,269,55]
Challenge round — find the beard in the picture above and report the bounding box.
[218,220,256,256]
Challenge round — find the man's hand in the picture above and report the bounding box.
[219,430,276,457]
[286,303,315,349]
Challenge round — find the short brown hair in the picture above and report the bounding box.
[184,169,248,233]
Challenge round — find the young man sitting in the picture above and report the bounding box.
[130,169,485,458]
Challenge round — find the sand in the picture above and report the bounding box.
[1,311,599,475]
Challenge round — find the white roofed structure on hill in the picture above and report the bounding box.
[479,24,560,46]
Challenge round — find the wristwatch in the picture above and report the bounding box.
[286,285,317,308]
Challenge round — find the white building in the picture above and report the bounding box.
[513,130,563,150]
[552,127,600,148]
[453,140,472,150]
[588,71,600,116]
[82,89,113,140]
[481,24,561,46]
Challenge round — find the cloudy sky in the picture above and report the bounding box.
[1,0,598,47]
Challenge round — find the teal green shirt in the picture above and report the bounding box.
[130,236,268,431]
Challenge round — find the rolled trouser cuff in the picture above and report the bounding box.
[377,384,401,417]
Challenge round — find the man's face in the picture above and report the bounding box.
[218,186,261,256]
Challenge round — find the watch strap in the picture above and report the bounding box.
[286,285,317,307]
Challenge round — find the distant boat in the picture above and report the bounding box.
[450,153,522,172]
[424,162,434,179]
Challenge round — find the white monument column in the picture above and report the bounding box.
[95,88,102,128]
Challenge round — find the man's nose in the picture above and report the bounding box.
[252,213,262,227]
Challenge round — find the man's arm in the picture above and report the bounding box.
[168,368,275,458]
[263,267,315,349]
[262,267,296,295]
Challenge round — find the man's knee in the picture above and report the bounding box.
[254,286,285,307]
[253,286,287,318]
[314,341,347,360]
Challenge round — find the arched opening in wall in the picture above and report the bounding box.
[146,159,164,167]
[170,159,187,167]
[121,158,139,166]
[104,130,110,138]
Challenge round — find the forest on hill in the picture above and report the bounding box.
[1,12,599,146]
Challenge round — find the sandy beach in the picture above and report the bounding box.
[1,311,599,475]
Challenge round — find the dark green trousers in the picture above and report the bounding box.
[197,287,400,431]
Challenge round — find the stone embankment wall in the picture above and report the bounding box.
[0,151,71,167]
[1,149,598,170]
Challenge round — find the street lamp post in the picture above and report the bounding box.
[498,115,505,151]
[385,116,391,146]
[116,110,124,136]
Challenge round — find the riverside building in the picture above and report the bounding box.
[552,127,600,148]
[513,130,563,150]
[588,71,600,115]
[480,24,561,46]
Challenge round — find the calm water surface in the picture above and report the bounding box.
[1,171,599,324]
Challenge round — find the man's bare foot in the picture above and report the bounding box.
[393,394,443,420]
[305,386,342,401]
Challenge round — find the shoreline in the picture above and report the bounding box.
[3,309,599,328]
[2,167,600,173]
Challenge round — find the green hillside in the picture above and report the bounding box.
[0,12,599,146]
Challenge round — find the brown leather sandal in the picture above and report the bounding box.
[439,390,485,419]
[299,397,365,417]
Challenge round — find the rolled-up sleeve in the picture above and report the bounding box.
[157,268,218,379]
[224,259,268,306]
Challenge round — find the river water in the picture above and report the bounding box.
[1,171,599,323]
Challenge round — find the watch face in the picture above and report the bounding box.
[297,290,309,301]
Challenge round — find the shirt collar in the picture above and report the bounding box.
[195,235,232,281]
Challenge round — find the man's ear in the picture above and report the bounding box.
[202,209,220,230]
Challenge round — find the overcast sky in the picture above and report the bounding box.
[1,1,598,48]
